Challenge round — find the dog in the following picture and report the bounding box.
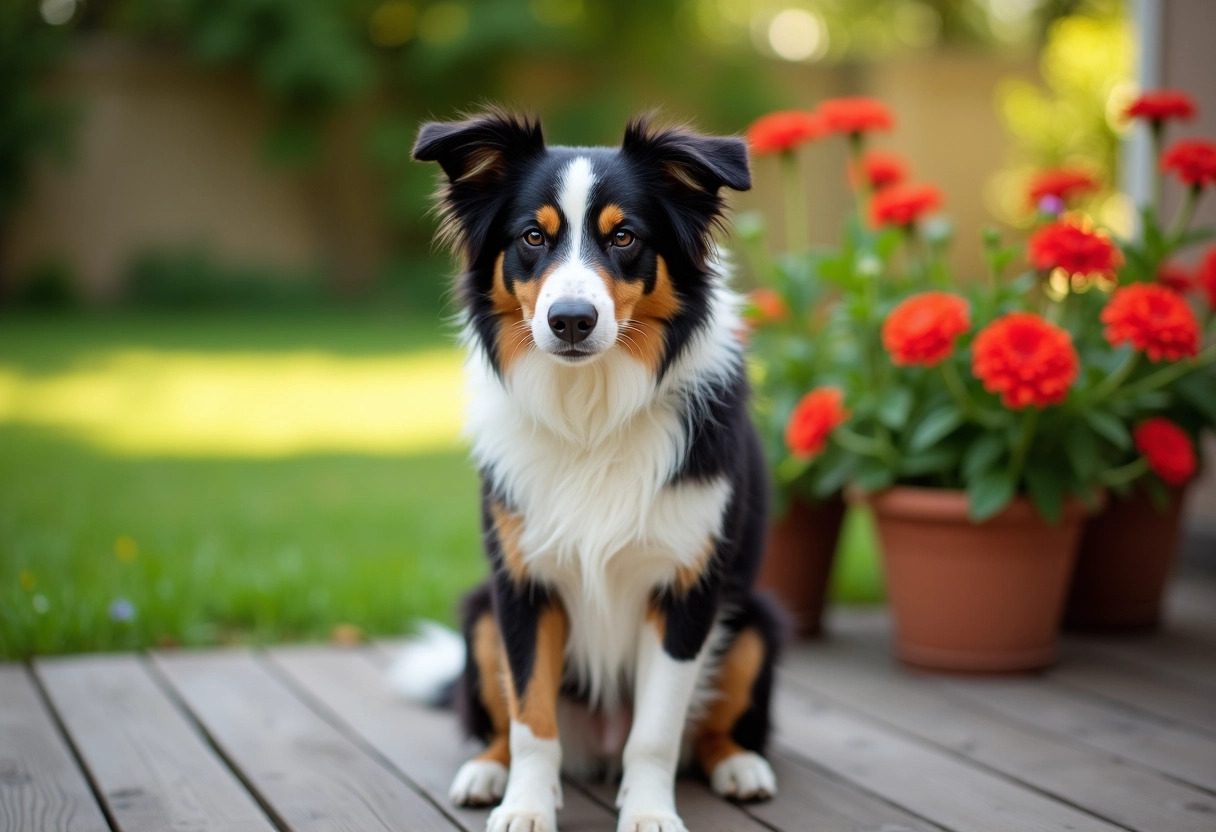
[395,110,781,832]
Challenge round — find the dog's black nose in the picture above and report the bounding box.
[548,300,598,345]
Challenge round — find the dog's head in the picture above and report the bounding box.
[414,110,751,377]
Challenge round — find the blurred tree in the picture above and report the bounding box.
[0,1,74,287]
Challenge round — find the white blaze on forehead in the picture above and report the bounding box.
[557,156,595,262]
[530,155,619,357]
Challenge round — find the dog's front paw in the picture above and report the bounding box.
[710,751,777,801]
[451,759,508,806]
[486,802,557,832]
[616,811,687,832]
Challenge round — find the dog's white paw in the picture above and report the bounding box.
[616,811,688,832]
[451,759,508,807]
[486,802,557,832]
[711,751,777,801]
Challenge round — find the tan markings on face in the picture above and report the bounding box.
[671,539,714,595]
[597,204,626,236]
[607,254,682,373]
[536,204,561,237]
[503,604,568,740]
[471,611,511,768]
[694,627,765,775]
[489,499,528,584]
[491,252,530,373]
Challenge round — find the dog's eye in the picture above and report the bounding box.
[523,229,545,247]
[611,230,634,248]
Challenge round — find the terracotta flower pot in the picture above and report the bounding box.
[1065,485,1188,632]
[858,486,1089,672]
[756,495,845,637]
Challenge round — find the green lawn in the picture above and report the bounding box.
[0,311,879,659]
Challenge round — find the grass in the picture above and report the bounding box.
[0,310,880,659]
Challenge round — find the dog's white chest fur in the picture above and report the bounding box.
[465,346,731,709]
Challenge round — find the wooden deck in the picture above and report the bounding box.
[5,575,1216,832]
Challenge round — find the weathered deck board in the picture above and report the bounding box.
[782,642,1216,832]
[153,648,459,832]
[0,666,109,832]
[941,673,1216,793]
[34,654,276,832]
[772,684,1125,832]
[1068,633,1216,693]
[1050,652,1216,737]
[268,644,614,831]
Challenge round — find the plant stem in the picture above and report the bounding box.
[848,132,868,226]
[939,359,999,427]
[1101,456,1150,488]
[1167,185,1202,244]
[1083,349,1138,405]
[1150,121,1164,218]
[834,425,893,463]
[780,150,807,252]
[1009,407,1040,485]
[1114,344,1216,400]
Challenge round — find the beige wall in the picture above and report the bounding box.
[2,37,389,302]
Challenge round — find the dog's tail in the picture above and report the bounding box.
[387,620,465,706]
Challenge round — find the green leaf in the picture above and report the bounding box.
[810,453,856,499]
[908,404,964,453]
[854,458,896,493]
[1176,372,1216,424]
[1176,226,1216,247]
[776,455,811,484]
[899,446,960,477]
[1083,409,1131,449]
[961,431,1005,480]
[1024,462,1064,525]
[1142,476,1170,510]
[967,468,1016,523]
[1064,422,1099,481]
[876,386,913,430]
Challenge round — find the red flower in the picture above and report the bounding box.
[1026,167,1101,206]
[1125,90,1197,123]
[853,150,907,191]
[1161,139,1216,188]
[747,111,825,155]
[882,292,971,367]
[971,313,1079,409]
[818,97,895,135]
[1199,246,1216,309]
[1156,261,1193,294]
[1101,283,1200,362]
[745,287,789,327]
[870,183,942,227]
[1026,220,1122,276]
[785,388,849,459]
[1134,418,1197,486]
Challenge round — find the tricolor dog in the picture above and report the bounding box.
[395,111,781,832]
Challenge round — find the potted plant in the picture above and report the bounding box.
[1064,91,1216,631]
[743,94,1216,671]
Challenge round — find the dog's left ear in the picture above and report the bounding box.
[622,116,751,266]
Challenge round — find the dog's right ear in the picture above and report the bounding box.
[414,111,544,260]
[413,111,545,185]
